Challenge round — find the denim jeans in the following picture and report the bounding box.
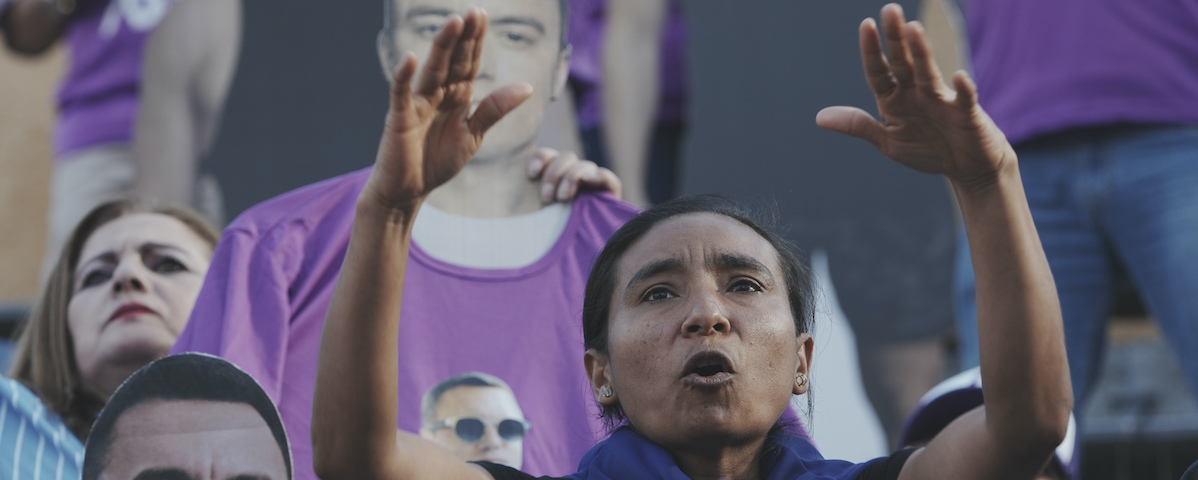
[953,124,1198,408]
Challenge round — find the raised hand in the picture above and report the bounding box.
[816,4,1015,188]
[363,8,534,212]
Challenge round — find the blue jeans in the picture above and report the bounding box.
[953,124,1198,408]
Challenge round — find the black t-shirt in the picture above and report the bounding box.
[476,448,917,480]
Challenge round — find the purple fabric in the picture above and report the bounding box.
[170,167,639,480]
[567,0,688,128]
[965,0,1198,145]
[562,427,886,480]
[55,0,173,157]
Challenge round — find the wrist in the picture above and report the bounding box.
[356,186,423,227]
[949,153,1019,198]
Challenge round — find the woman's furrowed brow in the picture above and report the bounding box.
[708,253,775,283]
[623,258,685,297]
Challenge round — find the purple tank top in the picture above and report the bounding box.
[568,0,688,128]
[54,0,174,158]
[965,0,1198,145]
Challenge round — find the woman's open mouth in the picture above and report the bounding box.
[681,350,736,387]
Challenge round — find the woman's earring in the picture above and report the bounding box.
[600,386,613,398]
[795,374,807,388]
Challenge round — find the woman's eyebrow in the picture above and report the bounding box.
[138,242,190,258]
[709,253,775,283]
[623,258,685,296]
[76,251,117,275]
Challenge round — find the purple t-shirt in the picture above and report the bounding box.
[568,0,688,128]
[54,0,173,157]
[170,167,638,480]
[965,0,1198,145]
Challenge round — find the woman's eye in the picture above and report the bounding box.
[80,270,111,288]
[150,257,188,274]
[641,286,676,303]
[730,279,763,293]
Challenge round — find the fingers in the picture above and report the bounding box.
[528,149,621,201]
[388,52,419,113]
[527,148,551,179]
[446,8,485,86]
[581,167,622,199]
[881,3,915,88]
[414,13,465,98]
[540,149,581,201]
[859,18,895,96]
[815,106,887,152]
[952,70,978,111]
[905,21,945,97]
[467,83,533,138]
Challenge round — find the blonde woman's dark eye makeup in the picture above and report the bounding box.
[80,268,112,289]
[149,255,188,274]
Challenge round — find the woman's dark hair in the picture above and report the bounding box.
[581,195,815,429]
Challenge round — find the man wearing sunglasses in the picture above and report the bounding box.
[420,372,531,469]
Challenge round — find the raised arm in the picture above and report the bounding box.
[816,5,1071,480]
[310,9,531,480]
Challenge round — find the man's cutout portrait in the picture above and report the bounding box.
[82,353,292,480]
[418,372,530,469]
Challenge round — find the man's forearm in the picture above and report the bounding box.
[1,0,67,55]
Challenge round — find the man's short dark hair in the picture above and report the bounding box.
[81,353,292,480]
[383,0,570,48]
[420,371,513,426]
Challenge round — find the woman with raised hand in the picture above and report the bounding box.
[312,4,1071,480]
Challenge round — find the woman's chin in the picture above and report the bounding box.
[100,331,176,367]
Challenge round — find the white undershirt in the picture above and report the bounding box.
[411,202,572,269]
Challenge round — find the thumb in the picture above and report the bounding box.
[816,106,887,152]
[468,83,535,139]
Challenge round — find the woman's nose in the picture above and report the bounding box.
[111,261,147,294]
[680,291,730,336]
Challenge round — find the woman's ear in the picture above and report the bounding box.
[793,333,814,395]
[377,29,399,81]
[584,348,618,405]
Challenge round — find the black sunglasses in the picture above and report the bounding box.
[432,416,531,443]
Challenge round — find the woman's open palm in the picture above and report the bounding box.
[817,4,1014,188]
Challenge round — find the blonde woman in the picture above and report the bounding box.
[2,198,218,478]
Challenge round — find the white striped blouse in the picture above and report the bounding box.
[0,376,83,480]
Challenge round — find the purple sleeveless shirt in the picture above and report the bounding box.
[171,167,640,480]
[54,0,174,158]
[965,0,1198,145]
[568,0,688,128]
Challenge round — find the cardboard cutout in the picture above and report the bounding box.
[82,353,292,480]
